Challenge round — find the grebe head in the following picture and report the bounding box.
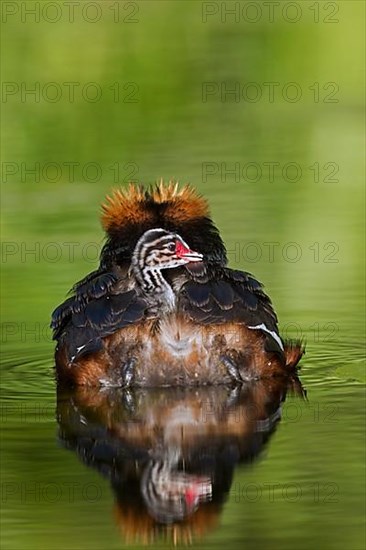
[132,228,203,272]
[131,229,203,295]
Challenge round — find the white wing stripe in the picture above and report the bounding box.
[248,323,284,351]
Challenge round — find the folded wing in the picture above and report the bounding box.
[51,270,148,363]
[179,268,284,354]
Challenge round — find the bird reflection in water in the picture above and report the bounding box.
[57,376,304,544]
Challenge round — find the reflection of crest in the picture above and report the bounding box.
[57,377,304,544]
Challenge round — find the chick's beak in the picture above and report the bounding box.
[181,250,204,262]
[175,240,203,262]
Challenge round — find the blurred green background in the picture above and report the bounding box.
[1,1,365,549]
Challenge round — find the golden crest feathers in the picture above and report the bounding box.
[101,180,210,233]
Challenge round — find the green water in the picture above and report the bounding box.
[1,1,365,549]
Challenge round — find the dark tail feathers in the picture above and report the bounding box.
[284,340,305,369]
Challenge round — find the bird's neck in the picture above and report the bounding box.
[133,264,176,310]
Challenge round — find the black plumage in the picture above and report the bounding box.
[52,260,280,364]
